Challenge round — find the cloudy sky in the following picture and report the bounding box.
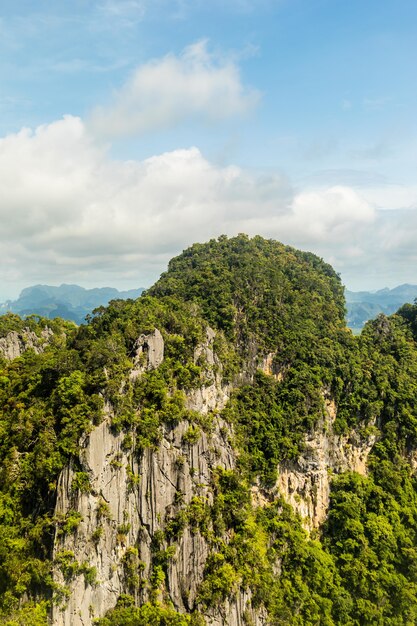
[0,0,416,299]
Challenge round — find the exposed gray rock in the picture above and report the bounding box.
[187,327,230,415]
[205,590,268,626]
[51,413,241,625]
[260,351,285,381]
[51,328,266,626]
[0,327,53,360]
[277,398,378,529]
[130,329,164,380]
[51,327,377,624]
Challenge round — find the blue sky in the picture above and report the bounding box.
[0,0,416,299]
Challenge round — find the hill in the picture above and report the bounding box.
[346,283,417,330]
[1,235,417,625]
[0,284,144,324]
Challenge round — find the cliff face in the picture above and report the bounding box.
[52,328,267,626]
[52,415,254,626]
[51,327,374,626]
[277,399,377,530]
[0,327,53,360]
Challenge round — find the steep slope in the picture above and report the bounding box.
[1,236,417,625]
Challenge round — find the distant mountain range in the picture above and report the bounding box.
[0,284,144,324]
[346,284,417,330]
[1,282,416,331]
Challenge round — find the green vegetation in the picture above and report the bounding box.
[148,234,345,352]
[0,601,49,626]
[223,369,321,484]
[1,236,417,625]
[94,595,200,625]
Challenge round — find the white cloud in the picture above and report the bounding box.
[289,186,375,238]
[1,115,417,299]
[359,184,417,210]
[89,40,261,138]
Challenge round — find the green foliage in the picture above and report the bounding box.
[0,313,72,340]
[54,551,96,586]
[194,467,353,624]
[95,597,196,625]
[148,235,345,353]
[91,526,103,544]
[60,510,83,535]
[198,557,240,606]
[121,548,144,591]
[149,236,355,484]
[317,311,417,623]
[71,471,91,494]
[398,300,417,340]
[182,425,201,445]
[0,313,34,338]
[323,471,417,623]
[3,236,417,625]
[223,370,323,484]
[97,499,111,521]
[0,601,48,625]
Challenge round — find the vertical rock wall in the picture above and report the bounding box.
[51,328,377,624]
[51,328,266,626]
[277,399,377,529]
[52,415,237,625]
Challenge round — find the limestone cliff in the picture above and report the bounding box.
[0,327,53,360]
[277,398,377,530]
[51,327,377,626]
[3,236,417,626]
[52,328,267,626]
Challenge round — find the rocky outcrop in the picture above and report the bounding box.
[51,328,266,626]
[51,326,378,623]
[130,328,164,380]
[52,412,231,625]
[187,327,229,415]
[0,327,53,360]
[260,351,285,382]
[277,398,378,529]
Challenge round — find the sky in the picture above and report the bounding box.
[0,0,417,300]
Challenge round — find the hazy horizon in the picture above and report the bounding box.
[2,266,417,304]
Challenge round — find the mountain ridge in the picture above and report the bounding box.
[346,283,417,330]
[3,280,417,333]
[0,283,144,324]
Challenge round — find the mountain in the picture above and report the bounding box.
[1,235,417,625]
[0,284,144,324]
[346,283,417,330]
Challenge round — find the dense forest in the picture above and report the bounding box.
[1,235,417,625]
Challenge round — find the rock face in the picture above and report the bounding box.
[130,329,164,380]
[52,328,266,626]
[51,329,377,624]
[277,398,377,529]
[0,327,53,360]
[260,352,284,382]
